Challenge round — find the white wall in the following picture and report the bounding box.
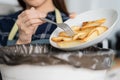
[66,0,92,14]
[0,0,21,14]
[0,0,18,5]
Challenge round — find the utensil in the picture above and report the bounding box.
[40,18,74,36]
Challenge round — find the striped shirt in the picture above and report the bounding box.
[0,10,69,46]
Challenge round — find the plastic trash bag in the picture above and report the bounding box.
[0,44,115,70]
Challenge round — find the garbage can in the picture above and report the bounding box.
[0,44,115,80]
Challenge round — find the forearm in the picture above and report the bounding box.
[16,34,32,45]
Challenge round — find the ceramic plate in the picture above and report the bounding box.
[50,9,119,51]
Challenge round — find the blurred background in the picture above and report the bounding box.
[0,0,120,56]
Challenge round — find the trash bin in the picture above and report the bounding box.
[0,44,115,80]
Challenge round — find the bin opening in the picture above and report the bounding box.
[0,44,115,70]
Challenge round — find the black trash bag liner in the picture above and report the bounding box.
[0,44,115,70]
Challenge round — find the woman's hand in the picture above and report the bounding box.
[16,7,46,44]
[69,12,77,19]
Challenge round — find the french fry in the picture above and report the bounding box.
[78,33,88,39]
[78,27,96,39]
[57,40,85,48]
[83,30,99,42]
[80,26,96,31]
[73,32,87,40]
[87,28,99,36]
[62,37,73,41]
[71,26,81,31]
[80,26,97,30]
[51,37,63,42]
[58,31,70,37]
[82,18,106,28]
[95,26,108,35]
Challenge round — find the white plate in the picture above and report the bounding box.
[50,9,119,51]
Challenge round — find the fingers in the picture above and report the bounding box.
[18,7,46,23]
[18,9,40,24]
[25,19,43,27]
[17,7,47,30]
[16,7,47,44]
[69,12,77,19]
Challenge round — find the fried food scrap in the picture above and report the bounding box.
[51,18,108,48]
